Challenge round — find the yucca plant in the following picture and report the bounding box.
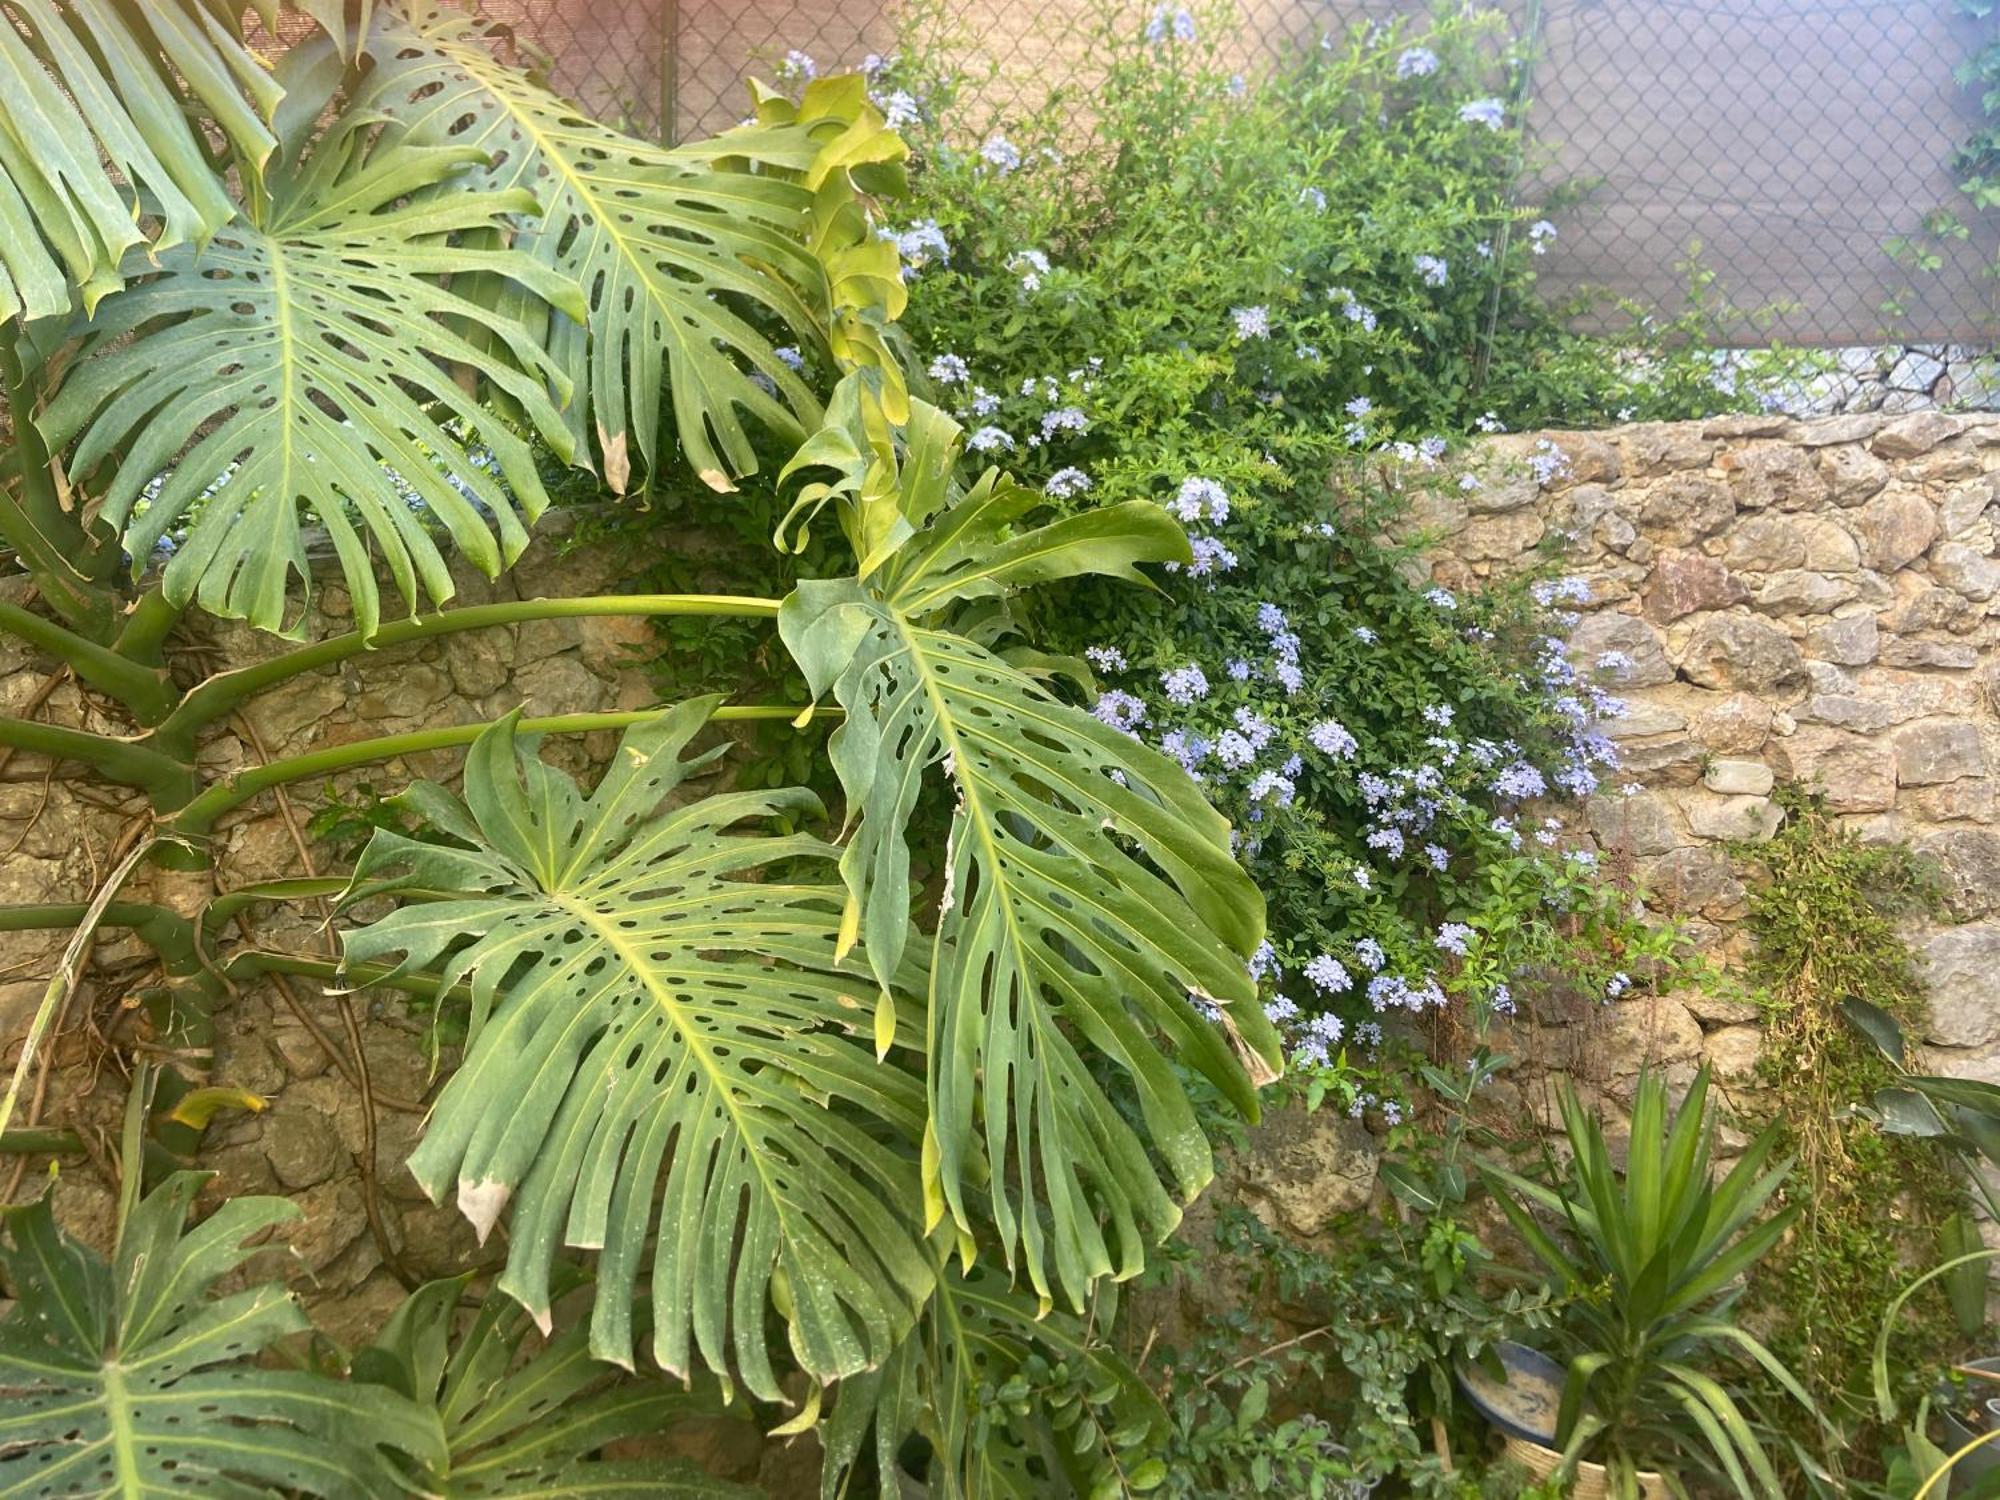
[0,4,1275,1493]
[1481,1069,1815,1497]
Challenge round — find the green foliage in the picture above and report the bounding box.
[2,0,905,638]
[0,1173,443,1496]
[1482,1069,1814,1497]
[1733,788,1969,1492]
[353,1273,755,1496]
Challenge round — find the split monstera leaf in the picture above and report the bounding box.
[332,382,1280,1475]
[4,0,905,636]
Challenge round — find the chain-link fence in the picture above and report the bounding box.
[467,0,2000,350]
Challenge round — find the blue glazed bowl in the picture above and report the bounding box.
[1455,1340,1564,1445]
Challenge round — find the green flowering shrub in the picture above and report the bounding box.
[827,1,1694,1114]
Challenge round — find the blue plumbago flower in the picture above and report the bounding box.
[1171,476,1227,523]
[928,352,969,384]
[774,345,805,372]
[1231,305,1272,340]
[1351,864,1372,889]
[1419,435,1448,463]
[966,386,1001,418]
[860,51,887,75]
[1249,769,1296,806]
[1459,472,1484,491]
[1396,45,1440,77]
[1367,826,1405,860]
[1424,586,1458,611]
[1490,761,1547,800]
[1084,644,1127,672]
[1492,983,1516,1015]
[1273,659,1304,694]
[1475,410,1507,433]
[1424,842,1450,871]
[1382,1099,1405,1126]
[1434,921,1475,957]
[1093,689,1147,732]
[1606,971,1632,998]
[1178,536,1238,577]
[1529,442,1572,487]
[1256,602,1288,635]
[1233,706,1276,751]
[1355,1020,1384,1048]
[1265,994,1301,1024]
[980,133,1022,174]
[1226,73,1247,97]
[1475,239,1493,258]
[1161,663,1210,705]
[1296,343,1321,360]
[1299,186,1327,212]
[1344,396,1373,418]
[1161,728,1209,772]
[1353,626,1377,644]
[967,426,1015,453]
[1304,954,1352,993]
[1227,658,1252,681]
[1040,405,1088,440]
[779,49,817,80]
[1531,575,1591,607]
[1528,218,1558,254]
[1045,467,1091,500]
[1310,718,1358,758]
[893,219,950,272]
[1282,753,1302,776]
[1145,4,1196,43]
[1215,730,1255,770]
[749,371,778,396]
[1421,703,1454,728]
[1355,937,1386,971]
[1413,253,1449,287]
[877,89,921,129]
[1248,940,1281,982]
[1008,248,1051,290]
[1330,288,1378,331]
[1459,97,1506,130]
[1367,974,1408,1011]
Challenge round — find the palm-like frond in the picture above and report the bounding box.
[0,1173,443,1497]
[0,0,277,325]
[346,0,906,490]
[338,699,934,1399]
[823,1262,1167,1500]
[779,385,1281,1312]
[354,1274,759,1496]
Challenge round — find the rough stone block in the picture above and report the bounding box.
[1771,727,1897,812]
[1923,924,2000,1046]
[1678,613,1807,695]
[1702,758,1776,796]
[1895,721,1987,785]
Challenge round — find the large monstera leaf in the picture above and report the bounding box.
[0,1173,442,1496]
[346,0,907,491]
[779,396,1282,1313]
[36,50,582,638]
[0,0,278,325]
[338,699,935,1399]
[821,1263,1167,1500]
[354,1275,756,1497]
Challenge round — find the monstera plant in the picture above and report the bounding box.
[0,3,1278,1494]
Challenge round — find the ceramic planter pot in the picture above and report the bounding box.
[1501,1434,1668,1499]
[1935,1356,2000,1496]
[1456,1340,1669,1498]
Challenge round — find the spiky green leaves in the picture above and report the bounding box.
[0,1173,441,1497]
[779,389,1281,1313]
[0,0,277,325]
[37,109,580,637]
[354,1275,758,1497]
[347,0,907,491]
[338,699,933,1399]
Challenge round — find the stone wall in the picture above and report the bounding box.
[6,412,2000,1422]
[1412,409,2000,1116]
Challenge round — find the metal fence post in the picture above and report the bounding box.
[659,0,679,144]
